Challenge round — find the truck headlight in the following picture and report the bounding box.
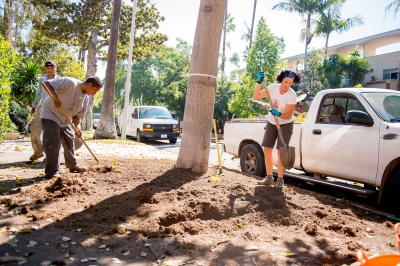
[172,124,179,132]
[143,124,153,131]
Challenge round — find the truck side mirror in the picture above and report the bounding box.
[171,113,176,119]
[345,110,374,127]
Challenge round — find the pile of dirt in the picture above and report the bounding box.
[0,157,398,266]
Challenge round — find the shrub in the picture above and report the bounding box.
[0,38,18,142]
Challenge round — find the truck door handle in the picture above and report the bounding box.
[313,129,322,135]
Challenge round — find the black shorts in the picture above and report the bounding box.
[261,121,293,149]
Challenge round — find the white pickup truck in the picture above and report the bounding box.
[223,88,400,210]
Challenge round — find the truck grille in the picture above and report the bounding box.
[153,124,174,132]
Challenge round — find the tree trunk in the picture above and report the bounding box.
[6,0,13,44]
[93,0,121,139]
[221,2,227,72]
[303,14,311,74]
[176,0,226,174]
[81,29,99,131]
[249,0,257,50]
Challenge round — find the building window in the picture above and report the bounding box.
[383,68,399,80]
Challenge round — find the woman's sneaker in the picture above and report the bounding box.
[276,178,284,188]
[257,175,274,185]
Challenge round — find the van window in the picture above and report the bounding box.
[139,107,172,119]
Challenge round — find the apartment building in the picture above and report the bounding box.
[281,29,400,90]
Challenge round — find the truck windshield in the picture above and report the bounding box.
[139,107,172,119]
[362,92,400,123]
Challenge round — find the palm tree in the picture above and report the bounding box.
[384,0,400,90]
[272,0,343,73]
[314,4,364,56]
[176,0,226,174]
[221,9,236,72]
[249,0,257,50]
[384,0,400,19]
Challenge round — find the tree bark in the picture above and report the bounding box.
[81,29,99,131]
[6,0,13,44]
[249,0,257,50]
[221,2,227,72]
[93,0,121,139]
[176,0,226,174]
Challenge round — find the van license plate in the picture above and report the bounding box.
[161,134,167,138]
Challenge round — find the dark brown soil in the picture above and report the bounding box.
[0,157,399,266]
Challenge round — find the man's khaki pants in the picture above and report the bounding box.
[30,113,43,156]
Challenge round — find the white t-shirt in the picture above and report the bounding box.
[266,83,297,125]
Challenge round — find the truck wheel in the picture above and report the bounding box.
[137,130,145,143]
[385,171,400,213]
[169,138,177,144]
[116,126,121,136]
[240,144,266,177]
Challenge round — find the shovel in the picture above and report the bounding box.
[261,79,295,170]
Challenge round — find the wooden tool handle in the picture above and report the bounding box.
[41,82,99,163]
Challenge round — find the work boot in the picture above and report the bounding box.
[258,175,274,185]
[69,165,87,173]
[276,178,284,188]
[29,153,44,161]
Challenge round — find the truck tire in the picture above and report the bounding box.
[116,126,121,136]
[240,144,266,177]
[385,170,400,213]
[169,138,177,144]
[137,129,145,143]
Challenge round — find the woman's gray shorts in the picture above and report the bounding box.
[261,121,293,149]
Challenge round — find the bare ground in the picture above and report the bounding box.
[0,142,399,266]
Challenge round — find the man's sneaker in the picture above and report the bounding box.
[258,175,274,185]
[69,165,87,173]
[30,153,44,161]
[276,178,284,188]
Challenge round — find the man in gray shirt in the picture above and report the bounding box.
[41,76,102,178]
[30,60,59,161]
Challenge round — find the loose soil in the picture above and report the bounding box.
[0,146,399,266]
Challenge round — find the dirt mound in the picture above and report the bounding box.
[1,158,398,266]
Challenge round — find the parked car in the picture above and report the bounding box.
[223,88,400,212]
[93,113,100,129]
[119,106,179,144]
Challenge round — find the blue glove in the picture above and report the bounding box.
[270,108,281,117]
[257,71,265,84]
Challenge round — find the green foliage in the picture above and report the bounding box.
[26,29,85,80]
[114,40,191,120]
[228,75,261,118]
[323,53,345,88]
[343,50,371,87]
[10,60,41,108]
[30,0,168,62]
[246,17,285,85]
[299,49,327,93]
[229,17,285,118]
[214,74,234,122]
[0,37,18,141]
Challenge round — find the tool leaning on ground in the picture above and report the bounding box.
[261,76,295,170]
[41,83,99,163]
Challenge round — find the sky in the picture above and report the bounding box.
[144,0,400,75]
[99,0,400,79]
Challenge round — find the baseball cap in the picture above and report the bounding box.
[45,60,56,67]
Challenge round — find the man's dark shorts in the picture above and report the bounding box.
[261,121,293,149]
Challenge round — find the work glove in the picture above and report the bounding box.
[270,108,281,117]
[257,71,265,84]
